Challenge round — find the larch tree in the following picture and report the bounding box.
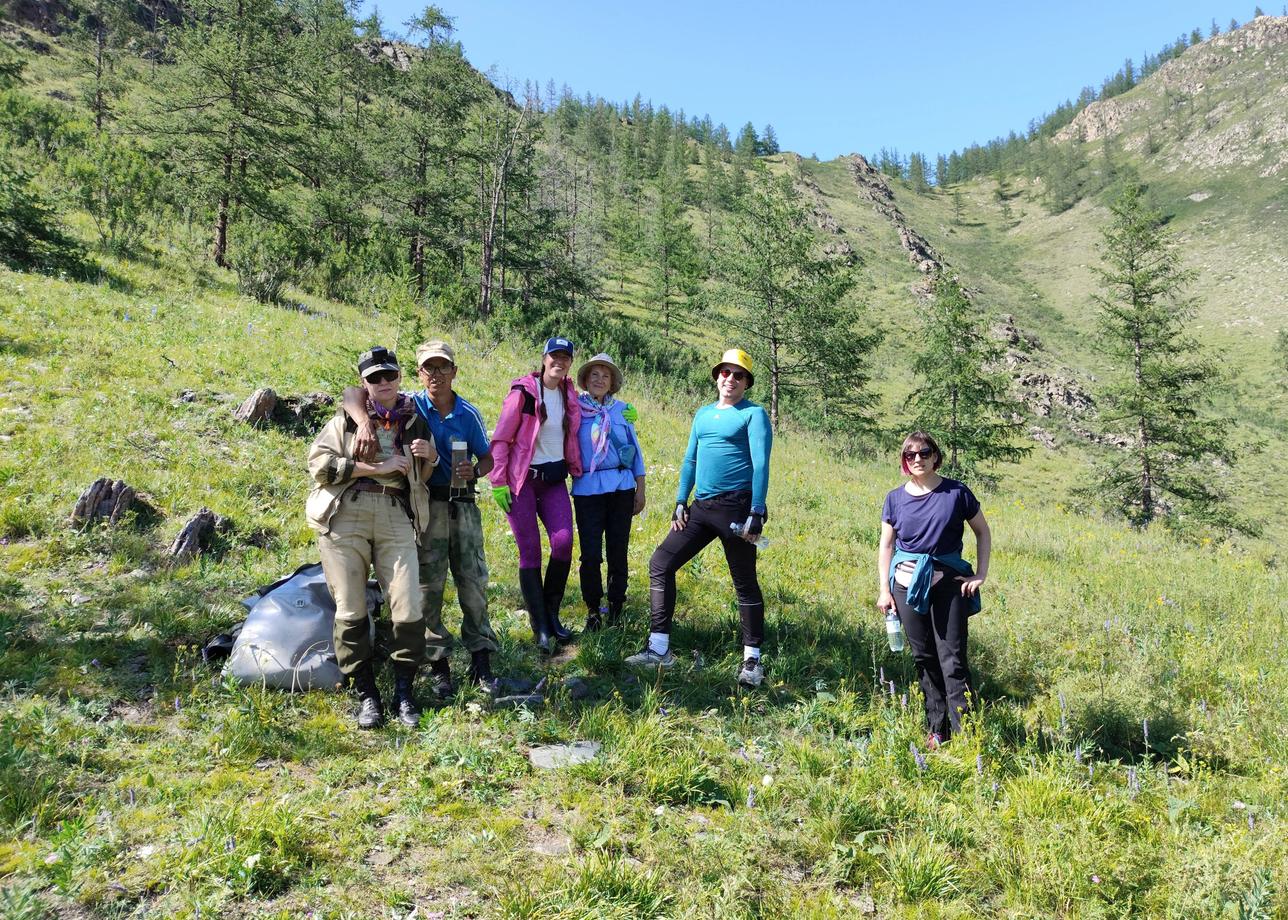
[1085,183,1237,532]
[716,167,879,429]
[906,274,1029,485]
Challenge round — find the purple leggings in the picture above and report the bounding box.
[506,478,574,568]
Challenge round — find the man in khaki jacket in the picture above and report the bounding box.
[308,346,436,729]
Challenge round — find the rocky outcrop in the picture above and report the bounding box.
[1014,371,1094,418]
[845,154,944,279]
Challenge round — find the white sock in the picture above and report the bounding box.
[744,646,761,662]
[649,632,670,656]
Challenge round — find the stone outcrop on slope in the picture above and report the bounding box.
[844,154,943,278]
[1053,17,1288,175]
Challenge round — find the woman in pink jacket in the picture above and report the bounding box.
[489,337,583,653]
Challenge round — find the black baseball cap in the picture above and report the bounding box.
[358,346,400,379]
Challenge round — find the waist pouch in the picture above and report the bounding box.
[695,490,753,513]
[530,460,568,483]
[894,560,946,589]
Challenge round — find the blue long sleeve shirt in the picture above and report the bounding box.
[676,399,772,513]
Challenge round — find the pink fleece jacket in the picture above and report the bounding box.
[489,373,583,495]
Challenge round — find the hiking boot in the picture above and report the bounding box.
[467,650,497,693]
[736,657,765,689]
[624,646,676,669]
[351,662,385,729]
[392,667,422,727]
[356,693,385,729]
[585,605,606,633]
[606,602,624,628]
[428,658,453,700]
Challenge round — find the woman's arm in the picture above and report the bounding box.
[961,511,990,597]
[877,521,896,613]
[487,388,524,487]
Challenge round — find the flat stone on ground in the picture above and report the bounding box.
[528,741,601,769]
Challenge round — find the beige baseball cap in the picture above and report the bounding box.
[415,340,456,367]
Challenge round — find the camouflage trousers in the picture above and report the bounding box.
[420,499,499,659]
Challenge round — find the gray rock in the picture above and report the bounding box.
[562,677,592,700]
[528,741,601,769]
[493,693,545,710]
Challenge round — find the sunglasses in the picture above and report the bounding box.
[419,364,454,377]
[717,367,749,382]
[902,447,935,461]
[366,370,400,384]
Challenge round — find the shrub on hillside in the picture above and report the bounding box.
[0,147,87,276]
[232,220,296,304]
[63,134,163,252]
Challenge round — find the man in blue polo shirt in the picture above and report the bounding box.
[347,340,499,696]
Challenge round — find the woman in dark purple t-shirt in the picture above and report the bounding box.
[875,431,992,746]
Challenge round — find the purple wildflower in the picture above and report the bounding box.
[976,754,984,775]
[910,742,926,773]
[746,788,756,808]
[900,693,908,710]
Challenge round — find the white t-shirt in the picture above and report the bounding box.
[532,386,565,464]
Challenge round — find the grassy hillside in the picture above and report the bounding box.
[786,20,1288,544]
[2,13,1288,919]
[3,225,1288,918]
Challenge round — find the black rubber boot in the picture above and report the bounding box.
[519,567,554,654]
[543,557,573,642]
[468,650,496,691]
[352,662,385,730]
[392,665,422,727]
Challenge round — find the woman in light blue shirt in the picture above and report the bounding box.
[571,354,646,631]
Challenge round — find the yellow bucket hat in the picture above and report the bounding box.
[711,348,754,386]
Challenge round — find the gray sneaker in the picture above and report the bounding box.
[624,646,677,669]
[737,657,765,688]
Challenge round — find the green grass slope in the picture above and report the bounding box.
[791,20,1288,544]
[2,237,1287,918]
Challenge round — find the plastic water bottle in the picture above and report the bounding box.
[885,612,905,652]
[729,521,769,549]
[450,440,469,489]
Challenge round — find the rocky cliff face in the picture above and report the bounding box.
[1054,17,1288,176]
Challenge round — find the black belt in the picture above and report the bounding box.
[429,484,475,503]
[351,479,406,498]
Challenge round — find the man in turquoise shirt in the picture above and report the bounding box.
[625,348,773,688]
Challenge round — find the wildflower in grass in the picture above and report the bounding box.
[1248,814,1255,831]
[1127,767,1139,796]
[1058,692,1068,733]
[1074,744,1083,764]
[901,693,908,709]
[976,754,983,775]
[910,742,927,773]
[745,788,755,808]
[1142,718,1150,752]
[1089,763,1095,780]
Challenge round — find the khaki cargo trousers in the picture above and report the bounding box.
[420,498,499,660]
[318,490,424,676]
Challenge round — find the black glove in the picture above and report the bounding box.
[673,502,688,525]
[744,512,765,536]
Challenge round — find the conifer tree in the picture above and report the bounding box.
[646,155,699,337]
[145,0,301,266]
[760,124,779,155]
[908,153,930,193]
[716,168,879,428]
[1085,183,1236,532]
[906,275,1029,484]
[734,122,759,158]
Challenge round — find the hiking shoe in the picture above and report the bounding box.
[736,657,765,689]
[927,732,944,750]
[624,646,676,669]
[356,693,385,730]
[428,659,454,700]
[585,606,605,633]
[392,669,422,727]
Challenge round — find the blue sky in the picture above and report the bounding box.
[362,1,1270,160]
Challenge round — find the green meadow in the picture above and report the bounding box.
[2,241,1286,918]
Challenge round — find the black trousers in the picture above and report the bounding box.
[892,568,974,738]
[648,490,764,647]
[573,488,635,610]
